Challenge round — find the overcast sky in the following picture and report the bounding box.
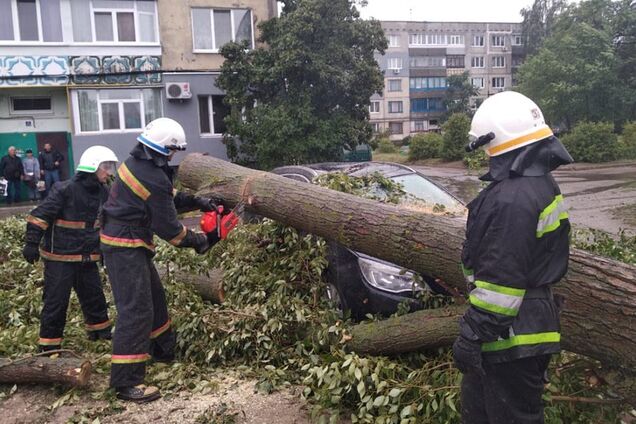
[358,0,538,23]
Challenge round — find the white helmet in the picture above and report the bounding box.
[76,146,118,173]
[137,117,187,156]
[469,91,553,157]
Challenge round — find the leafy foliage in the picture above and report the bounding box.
[408,133,443,161]
[314,172,406,204]
[441,114,471,161]
[216,0,387,168]
[619,121,636,160]
[376,138,398,154]
[443,72,479,119]
[561,121,619,163]
[520,0,568,56]
[571,227,636,265]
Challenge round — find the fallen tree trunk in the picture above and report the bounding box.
[160,268,225,304]
[178,154,636,372]
[0,355,91,387]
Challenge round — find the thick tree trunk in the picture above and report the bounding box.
[0,356,91,387]
[178,154,636,372]
[160,268,225,304]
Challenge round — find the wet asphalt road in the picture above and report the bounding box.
[412,162,636,235]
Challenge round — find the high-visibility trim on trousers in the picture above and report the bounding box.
[111,353,151,364]
[39,337,63,346]
[150,319,171,339]
[86,319,112,331]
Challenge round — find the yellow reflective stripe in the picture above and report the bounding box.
[539,195,563,221]
[474,280,526,297]
[118,163,150,201]
[482,332,561,352]
[169,226,188,246]
[100,234,155,251]
[150,319,171,339]
[487,127,553,156]
[86,319,112,331]
[469,294,519,316]
[55,219,86,229]
[537,195,569,238]
[40,249,100,262]
[39,337,62,346]
[27,215,49,230]
[111,353,150,364]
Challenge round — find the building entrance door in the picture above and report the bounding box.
[36,133,71,181]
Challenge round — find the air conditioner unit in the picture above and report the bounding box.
[392,68,400,74]
[166,82,192,100]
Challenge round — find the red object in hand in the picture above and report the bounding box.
[199,206,240,240]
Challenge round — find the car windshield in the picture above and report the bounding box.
[391,173,464,213]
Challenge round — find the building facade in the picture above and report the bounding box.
[0,0,276,175]
[373,21,524,141]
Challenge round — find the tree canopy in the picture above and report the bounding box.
[217,0,387,169]
[443,72,479,120]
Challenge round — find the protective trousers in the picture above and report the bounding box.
[103,247,175,388]
[461,355,551,424]
[39,260,111,351]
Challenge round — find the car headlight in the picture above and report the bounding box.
[358,257,423,293]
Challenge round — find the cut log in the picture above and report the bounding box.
[160,268,225,304]
[0,356,91,387]
[178,154,636,372]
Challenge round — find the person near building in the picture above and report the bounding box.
[39,143,64,198]
[453,91,573,424]
[100,117,228,403]
[0,146,24,204]
[22,146,119,352]
[22,149,41,202]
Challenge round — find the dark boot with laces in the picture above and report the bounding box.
[116,385,161,403]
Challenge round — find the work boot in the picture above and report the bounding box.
[116,385,161,403]
[87,328,113,341]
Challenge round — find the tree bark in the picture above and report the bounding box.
[178,154,636,372]
[159,268,225,304]
[0,356,91,387]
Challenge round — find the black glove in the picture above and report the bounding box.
[194,196,223,212]
[22,243,40,264]
[193,231,220,255]
[452,335,485,375]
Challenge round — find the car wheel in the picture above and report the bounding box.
[325,283,346,316]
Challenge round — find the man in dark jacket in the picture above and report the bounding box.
[100,117,224,403]
[1,146,24,204]
[454,91,573,424]
[39,143,64,198]
[23,146,119,352]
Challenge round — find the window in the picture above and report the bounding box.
[74,88,162,133]
[471,78,484,89]
[410,77,447,91]
[192,8,253,52]
[409,56,445,68]
[472,35,484,46]
[389,122,403,135]
[371,122,380,133]
[198,95,230,135]
[10,97,52,114]
[491,35,505,47]
[89,0,158,43]
[388,79,402,92]
[388,101,403,113]
[446,55,465,68]
[369,101,380,113]
[410,98,444,112]
[388,34,400,47]
[512,56,523,67]
[492,77,505,89]
[1,0,63,42]
[449,35,464,45]
[387,58,403,70]
[512,35,523,46]
[411,120,426,132]
[492,56,505,68]
[471,56,484,68]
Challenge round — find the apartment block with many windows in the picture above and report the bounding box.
[373,21,523,141]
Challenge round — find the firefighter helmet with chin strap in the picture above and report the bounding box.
[76,146,118,173]
[137,117,187,156]
[469,91,553,157]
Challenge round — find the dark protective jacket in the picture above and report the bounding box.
[39,149,64,171]
[1,154,24,180]
[460,136,572,363]
[100,144,206,252]
[25,173,108,262]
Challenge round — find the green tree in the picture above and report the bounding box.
[520,0,568,56]
[217,0,387,169]
[443,72,479,119]
[517,22,625,129]
[561,121,619,162]
[441,113,471,161]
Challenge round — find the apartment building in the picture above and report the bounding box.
[373,21,524,141]
[0,0,276,175]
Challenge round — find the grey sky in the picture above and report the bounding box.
[358,0,537,23]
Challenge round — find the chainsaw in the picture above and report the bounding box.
[199,201,245,240]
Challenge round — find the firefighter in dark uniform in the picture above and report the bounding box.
[22,146,119,351]
[100,117,222,403]
[453,91,574,424]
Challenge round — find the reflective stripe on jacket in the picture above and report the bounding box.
[460,173,569,363]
